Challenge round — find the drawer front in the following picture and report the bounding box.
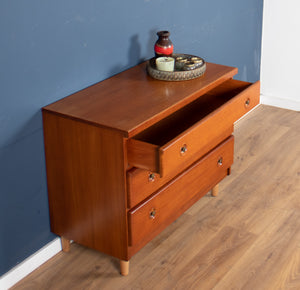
[128,136,234,247]
[127,167,167,209]
[128,80,259,177]
[127,137,230,208]
[127,128,233,208]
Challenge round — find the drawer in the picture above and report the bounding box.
[127,140,224,208]
[128,136,234,247]
[127,79,259,177]
[127,167,168,209]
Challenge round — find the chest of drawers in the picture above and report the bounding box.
[42,62,259,275]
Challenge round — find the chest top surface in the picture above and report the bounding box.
[43,62,237,137]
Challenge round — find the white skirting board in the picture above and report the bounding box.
[0,238,62,290]
[260,94,300,111]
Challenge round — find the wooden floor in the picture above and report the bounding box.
[12,105,300,290]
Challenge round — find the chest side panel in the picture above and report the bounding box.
[43,111,129,260]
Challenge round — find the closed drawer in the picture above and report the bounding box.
[127,140,224,208]
[128,136,234,247]
[127,167,169,209]
[127,79,259,177]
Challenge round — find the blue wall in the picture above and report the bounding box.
[0,0,263,276]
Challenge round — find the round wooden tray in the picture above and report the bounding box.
[147,54,206,81]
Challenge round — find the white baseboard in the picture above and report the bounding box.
[0,238,61,290]
[260,94,300,111]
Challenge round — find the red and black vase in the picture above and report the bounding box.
[154,31,174,57]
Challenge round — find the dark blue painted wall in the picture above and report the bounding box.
[0,0,263,275]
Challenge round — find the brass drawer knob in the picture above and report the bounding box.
[218,157,223,166]
[180,144,188,155]
[149,208,156,219]
[148,173,155,182]
[245,98,250,107]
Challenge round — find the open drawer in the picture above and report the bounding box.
[127,79,259,177]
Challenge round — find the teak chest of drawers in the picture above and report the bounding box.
[42,62,260,275]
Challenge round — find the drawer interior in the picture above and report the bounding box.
[133,79,252,146]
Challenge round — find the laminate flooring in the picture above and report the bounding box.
[12,105,300,290]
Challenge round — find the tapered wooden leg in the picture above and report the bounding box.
[61,237,70,252]
[120,260,129,276]
[211,184,219,197]
[227,167,231,175]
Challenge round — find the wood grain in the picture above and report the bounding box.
[127,139,160,173]
[272,246,300,289]
[127,79,259,176]
[13,105,300,290]
[43,62,238,137]
[213,211,300,290]
[127,127,232,208]
[171,226,257,289]
[43,111,129,260]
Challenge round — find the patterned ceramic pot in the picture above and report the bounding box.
[154,31,174,57]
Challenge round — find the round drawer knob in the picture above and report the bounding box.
[148,173,155,182]
[218,157,223,166]
[149,208,156,219]
[180,144,188,155]
[245,98,250,107]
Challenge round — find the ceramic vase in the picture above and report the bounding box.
[154,31,174,57]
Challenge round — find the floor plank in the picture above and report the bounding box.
[169,226,257,290]
[272,246,300,290]
[213,211,300,290]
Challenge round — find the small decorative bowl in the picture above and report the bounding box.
[175,56,188,70]
[190,57,204,68]
[183,61,196,71]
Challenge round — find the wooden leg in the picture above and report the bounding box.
[227,167,231,175]
[211,184,219,197]
[120,260,129,276]
[61,237,70,252]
